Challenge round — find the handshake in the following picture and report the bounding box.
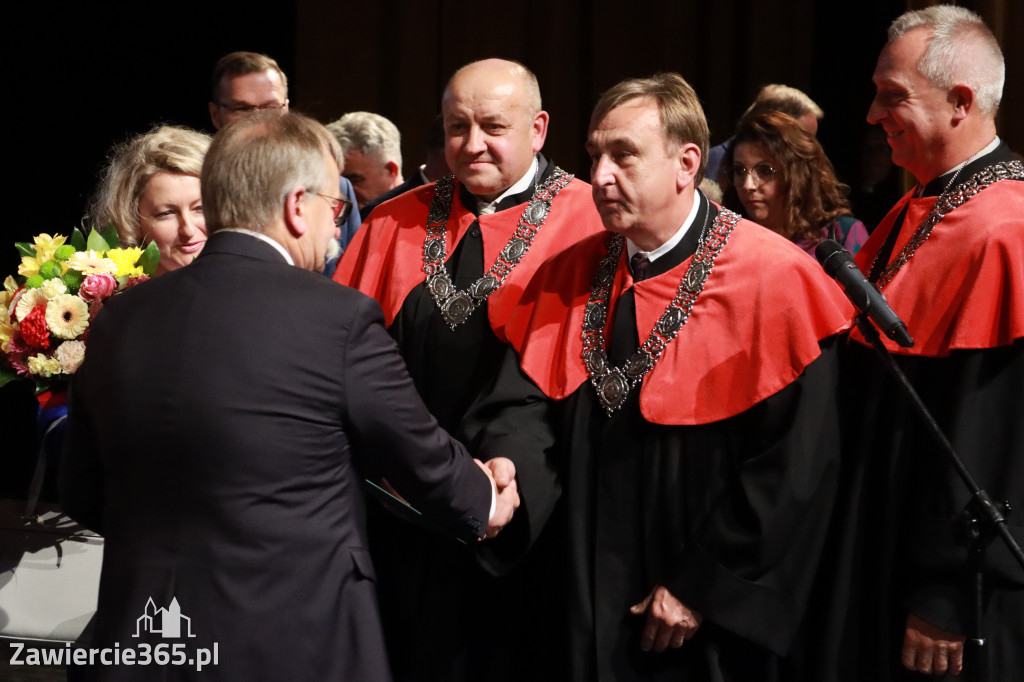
[475,457,520,539]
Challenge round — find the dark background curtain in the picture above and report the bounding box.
[2,0,1022,478]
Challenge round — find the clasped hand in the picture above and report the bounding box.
[630,585,702,652]
[475,457,520,538]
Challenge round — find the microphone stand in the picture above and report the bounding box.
[855,314,1024,682]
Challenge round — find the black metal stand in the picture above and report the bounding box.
[855,314,1024,682]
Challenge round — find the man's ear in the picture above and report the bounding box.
[676,142,702,191]
[209,101,222,130]
[284,186,309,237]
[949,84,974,126]
[385,160,401,182]
[531,110,550,153]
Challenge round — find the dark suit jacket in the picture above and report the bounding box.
[59,231,491,681]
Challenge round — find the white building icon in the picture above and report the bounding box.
[133,597,196,638]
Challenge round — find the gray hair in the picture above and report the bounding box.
[745,84,824,120]
[889,5,1004,115]
[87,125,211,246]
[202,112,342,233]
[326,112,403,172]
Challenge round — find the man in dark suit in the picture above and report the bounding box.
[59,111,518,681]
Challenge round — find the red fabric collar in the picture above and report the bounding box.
[506,219,854,425]
[333,179,604,341]
[852,180,1024,355]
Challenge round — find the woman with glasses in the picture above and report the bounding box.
[87,125,212,274]
[725,110,868,257]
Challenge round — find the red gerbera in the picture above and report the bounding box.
[20,304,50,349]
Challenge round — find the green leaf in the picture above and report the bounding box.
[86,228,111,253]
[140,241,160,276]
[0,365,18,388]
[71,227,87,251]
[100,224,121,250]
[15,242,36,258]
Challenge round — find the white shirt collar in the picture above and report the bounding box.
[626,190,704,263]
[475,156,539,216]
[219,228,295,265]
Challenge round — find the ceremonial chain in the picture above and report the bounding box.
[423,168,573,329]
[582,208,741,415]
[870,160,1024,289]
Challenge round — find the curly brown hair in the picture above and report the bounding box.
[724,110,851,244]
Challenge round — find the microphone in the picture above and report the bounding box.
[815,239,914,348]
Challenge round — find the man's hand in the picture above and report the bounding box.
[902,613,965,675]
[476,458,519,538]
[629,585,702,652]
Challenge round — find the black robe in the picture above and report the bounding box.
[803,145,1024,682]
[466,200,847,681]
[366,157,570,682]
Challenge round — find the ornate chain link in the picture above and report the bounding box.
[871,160,1024,289]
[582,208,742,415]
[422,168,574,329]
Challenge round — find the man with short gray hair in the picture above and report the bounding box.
[327,111,405,210]
[841,5,1023,679]
[60,111,518,681]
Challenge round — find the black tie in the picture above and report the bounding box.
[630,253,651,282]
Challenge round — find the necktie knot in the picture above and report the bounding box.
[630,253,651,282]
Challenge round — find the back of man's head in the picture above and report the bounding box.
[326,112,403,172]
[202,111,341,233]
[889,5,1004,116]
[745,84,823,122]
[210,51,289,104]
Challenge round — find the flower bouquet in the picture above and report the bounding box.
[0,227,159,401]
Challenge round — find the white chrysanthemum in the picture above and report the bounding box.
[44,293,89,339]
[54,339,86,373]
[66,250,117,276]
[28,353,62,377]
[39,278,68,299]
[14,287,47,322]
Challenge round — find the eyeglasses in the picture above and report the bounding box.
[316,193,354,226]
[216,101,287,114]
[731,163,777,186]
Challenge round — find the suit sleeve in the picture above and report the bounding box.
[665,337,843,656]
[341,295,492,541]
[460,345,562,575]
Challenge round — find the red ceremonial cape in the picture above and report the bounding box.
[333,177,604,341]
[506,217,855,425]
[852,180,1024,356]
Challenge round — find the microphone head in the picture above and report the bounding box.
[815,238,855,277]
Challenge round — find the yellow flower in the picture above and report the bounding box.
[3,276,16,297]
[0,318,15,352]
[106,247,144,278]
[31,234,67,264]
[66,250,118,276]
[28,354,62,377]
[45,294,90,339]
[39,278,68,299]
[18,255,42,277]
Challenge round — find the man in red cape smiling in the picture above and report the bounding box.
[462,73,853,681]
[333,58,603,681]
[825,6,1024,681]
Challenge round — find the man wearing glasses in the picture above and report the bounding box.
[208,52,362,266]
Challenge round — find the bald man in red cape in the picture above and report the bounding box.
[805,8,1024,682]
[334,59,603,682]
[463,73,853,682]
